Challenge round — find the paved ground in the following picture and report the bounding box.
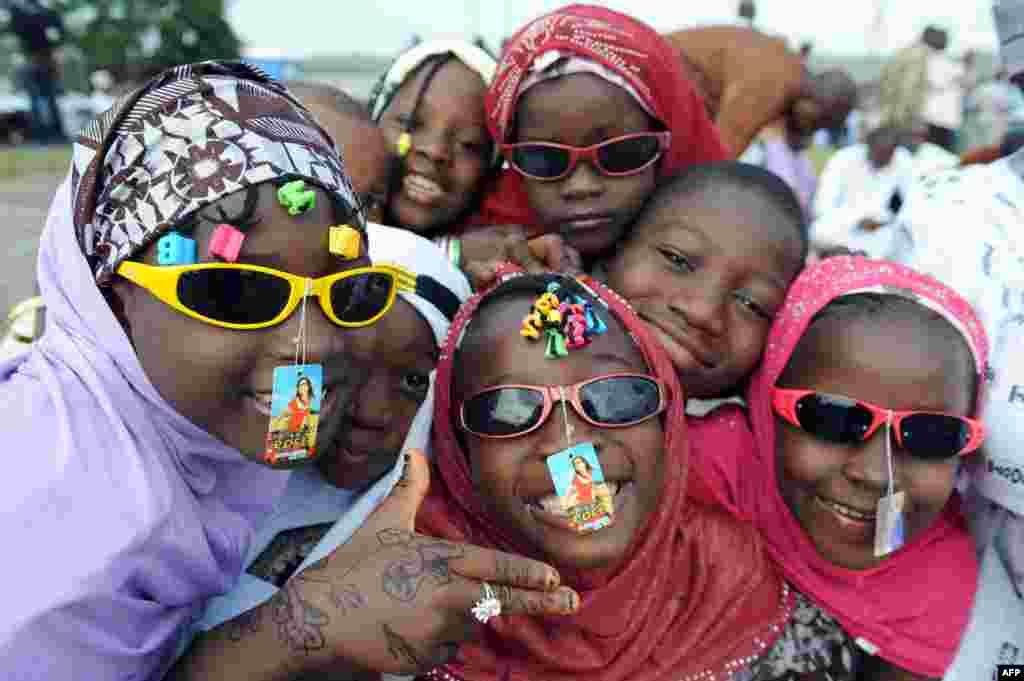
[1,173,62,316]
[1,173,62,360]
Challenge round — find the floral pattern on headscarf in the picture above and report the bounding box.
[71,60,361,283]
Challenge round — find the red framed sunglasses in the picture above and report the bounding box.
[772,388,985,461]
[500,131,671,182]
[459,373,670,439]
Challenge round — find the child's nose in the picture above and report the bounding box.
[560,161,603,201]
[842,430,898,494]
[668,283,726,337]
[271,296,355,366]
[414,129,453,165]
[533,393,601,456]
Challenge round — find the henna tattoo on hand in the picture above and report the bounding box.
[495,552,540,589]
[226,607,263,642]
[381,542,465,603]
[329,583,367,614]
[382,623,426,670]
[377,528,415,548]
[269,581,329,653]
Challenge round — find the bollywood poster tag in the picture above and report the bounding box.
[545,442,614,533]
[264,364,322,466]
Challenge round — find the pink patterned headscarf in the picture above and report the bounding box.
[689,256,990,678]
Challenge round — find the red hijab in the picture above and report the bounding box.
[467,5,728,230]
[417,272,792,681]
[688,257,990,678]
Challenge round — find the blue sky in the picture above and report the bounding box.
[227,0,1000,57]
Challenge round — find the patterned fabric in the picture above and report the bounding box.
[247,522,333,587]
[735,589,859,681]
[70,60,361,283]
[517,53,654,117]
[895,159,1024,583]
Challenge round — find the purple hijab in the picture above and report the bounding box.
[0,62,359,679]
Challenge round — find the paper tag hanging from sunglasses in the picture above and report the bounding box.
[545,443,615,533]
[264,364,323,466]
[874,413,906,557]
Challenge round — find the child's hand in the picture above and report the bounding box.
[461,225,582,289]
[286,449,579,675]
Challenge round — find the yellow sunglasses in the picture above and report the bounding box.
[116,261,416,331]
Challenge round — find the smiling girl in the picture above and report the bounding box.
[416,272,792,681]
[370,41,498,235]
[690,257,990,680]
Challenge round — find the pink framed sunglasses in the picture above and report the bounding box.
[772,388,985,460]
[500,131,671,182]
[459,373,670,439]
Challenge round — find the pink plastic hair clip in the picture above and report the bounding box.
[209,224,245,262]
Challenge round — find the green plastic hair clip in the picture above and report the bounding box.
[277,180,316,216]
[545,328,568,359]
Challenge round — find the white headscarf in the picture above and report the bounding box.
[369,39,497,123]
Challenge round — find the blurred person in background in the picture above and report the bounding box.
[920,28,966,152]
[741,121,817,215]
[904,117,959,178]
[89,69,115,117]
[810,124,913,259]
[961,66,1024,151]
[664,25,857,157]
[4,0,66,144]
[880,27,946,132]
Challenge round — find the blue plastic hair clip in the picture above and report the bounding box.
[157,232,197,265]
[582,299,607,336]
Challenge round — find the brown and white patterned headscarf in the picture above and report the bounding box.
[71,60,362,283]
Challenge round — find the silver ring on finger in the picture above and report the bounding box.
[470,581,502,624]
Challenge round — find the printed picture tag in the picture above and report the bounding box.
[264,364,322,466]
[874,490,906,557]
[545,442,614,533]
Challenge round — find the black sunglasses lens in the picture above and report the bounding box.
[178,268,290,325]
[463,388,545,436]
[580,376,661,425]
[510,145,571,179]
[597,135,661,173]
[795,393,874,445]
[899,414,970,459]
[330,271,394,324]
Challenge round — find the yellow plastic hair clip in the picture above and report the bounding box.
[397,131,412,157]
[329,225,362,260]
[521,310,542,339]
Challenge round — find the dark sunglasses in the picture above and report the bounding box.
[500,132,671,182]
[459,373,670,439]
[772,388,985,461]
[116,262,415,330]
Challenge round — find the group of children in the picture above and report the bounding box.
[0,4,995,681]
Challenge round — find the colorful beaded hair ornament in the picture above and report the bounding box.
[521,281,607,358]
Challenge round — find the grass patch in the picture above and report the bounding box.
[0,145,72,180]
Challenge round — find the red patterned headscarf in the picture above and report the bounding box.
[469,4,728,229]
[416,271,791,681]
